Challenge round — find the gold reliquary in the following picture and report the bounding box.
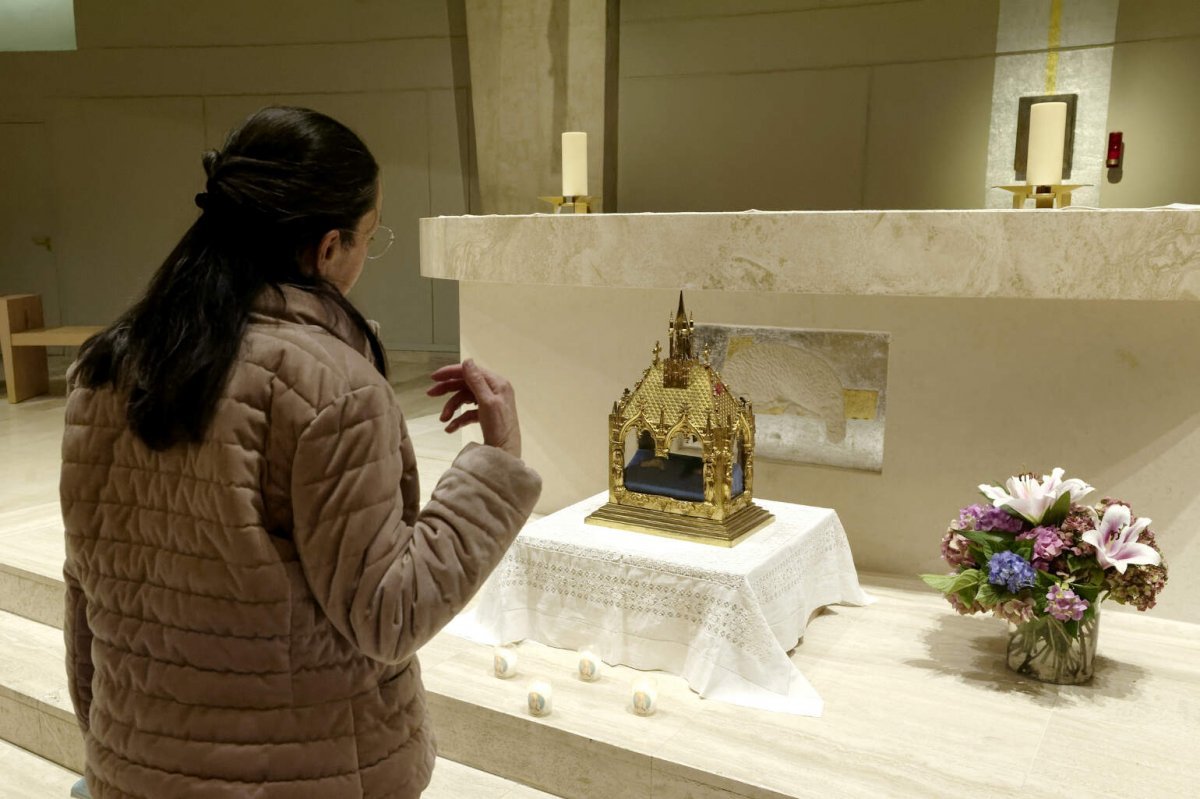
[585,294,773,546]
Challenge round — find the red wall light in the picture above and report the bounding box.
[1107,131,1123,168]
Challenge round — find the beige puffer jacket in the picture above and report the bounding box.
[60,285,541,798]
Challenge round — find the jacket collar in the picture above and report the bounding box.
[250,284,372,359]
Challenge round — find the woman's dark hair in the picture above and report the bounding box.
[73,106,387,450]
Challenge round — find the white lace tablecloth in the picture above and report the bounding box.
[446,493,870,716]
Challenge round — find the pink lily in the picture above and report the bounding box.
[979,467,1093,526]
[1081,505,1161,574]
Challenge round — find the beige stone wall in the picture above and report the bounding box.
[464,0,613,214]
[0,0,467,349]
[618,0,1200,211]
[618,0,1001,211]
[1104,0,1200,207]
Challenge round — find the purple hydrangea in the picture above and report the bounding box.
[977,506,1025,533]
[992,597,1037,625]
[940,530,976,568]
[953,504,988,531]
[1046,585,1089,622]
[987,551,1037,593]
[1017,526,1067,569]
[954,503,1024,533]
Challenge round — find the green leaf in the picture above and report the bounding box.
[960,530,1012,548]
[1074,583,1101,605]
[920,573,958,593]
[975,582,1001,608]
[1042,492,1073,527]
[1013,540,1035,560]
[1067,555,1090,573]
[1035,570,1058,590]
[968,542,994,565]
[957,585,981,608]
[947,569,983,594]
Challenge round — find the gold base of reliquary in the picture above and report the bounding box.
[585,501,774,547]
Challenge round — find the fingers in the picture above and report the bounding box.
[439,388,474,423]
[445,409,480,434]
[431,360,514,404]
[427,378,468,397]
[461,359,496,403]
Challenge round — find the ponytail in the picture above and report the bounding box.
[73,106,385,450]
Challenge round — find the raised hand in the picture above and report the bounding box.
[427,359,522,459]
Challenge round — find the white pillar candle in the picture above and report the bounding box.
[493,646,518,679]
[1027,102,1067,186]
[578,648,601,682]
[527,680,553,717]
[561,131,588,197]
[631,676,658,716]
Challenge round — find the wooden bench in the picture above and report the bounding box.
[0,294,103,403]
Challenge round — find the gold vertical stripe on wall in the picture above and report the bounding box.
[1045,0,1063,93]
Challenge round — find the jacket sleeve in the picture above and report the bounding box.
[291,383,541,663]
[63,562,94,732]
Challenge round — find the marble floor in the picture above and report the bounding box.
[3,354,1200,798]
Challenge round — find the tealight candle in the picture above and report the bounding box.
[631,676,658,717]
[578,648,601,682]
[527,680,553,717]
[493,646,518,679]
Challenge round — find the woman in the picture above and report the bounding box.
[60,106,541,798]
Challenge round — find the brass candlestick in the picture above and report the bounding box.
[995,183,1089,209]
[539,195,599,214]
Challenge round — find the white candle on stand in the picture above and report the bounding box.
[493,646,518,679]
[562,131,588,197]
[631,676,658,716]
[527,680,553,716]
[1027,102,1067,186]
[578,648,601,682]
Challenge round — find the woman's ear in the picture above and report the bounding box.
[314,229,343,274]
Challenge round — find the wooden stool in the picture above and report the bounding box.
[0,294,103,403]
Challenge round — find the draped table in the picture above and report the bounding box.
[446,493,871,716]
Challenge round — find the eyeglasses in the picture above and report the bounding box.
[363,223,395,260]
[342,223,395,260]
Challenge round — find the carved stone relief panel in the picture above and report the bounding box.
[694,325,890,472]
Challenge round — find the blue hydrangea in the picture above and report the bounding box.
[987,551,1036,593]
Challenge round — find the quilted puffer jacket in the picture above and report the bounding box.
[60,285,541,798]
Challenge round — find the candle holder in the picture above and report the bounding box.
[493,645,519,679]
[994,183,1089,209]
[527,680,553,717]
[631,676,658,717]
[578,648,601,682]
[538,195,599,214]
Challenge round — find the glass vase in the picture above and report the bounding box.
[1006,610,1099,685]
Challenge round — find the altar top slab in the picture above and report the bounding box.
[419,208,1200,301]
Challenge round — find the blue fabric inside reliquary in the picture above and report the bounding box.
[624,448,745,502]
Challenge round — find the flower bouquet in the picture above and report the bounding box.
[922,468,1167,684]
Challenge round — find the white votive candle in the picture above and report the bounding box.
[1027,102,1067,186]
[493,646,518,679]
[562,131,588,197]
[527,680,553,717]
[632,676,658,716]
[578,648,601,682]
